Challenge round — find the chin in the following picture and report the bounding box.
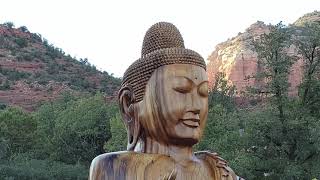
[170,124,202,145]
[169,137,199,146]
[169,131,201,146]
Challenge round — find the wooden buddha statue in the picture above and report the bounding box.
[90,22,238,180]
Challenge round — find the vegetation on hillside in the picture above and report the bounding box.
[294,10,320,26]
[0,22,121,109]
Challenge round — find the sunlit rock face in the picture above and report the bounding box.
[207,21,305,97]
[207,11,320,97]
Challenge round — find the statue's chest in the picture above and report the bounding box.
[115,156,215,180]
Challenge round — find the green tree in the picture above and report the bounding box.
[19,26,29,33]
[294,22,320,115]
[253,22,294,121]
[2,22,14,29]
[208,72,236,111]
[0,154,87,180]
[196,73,245,176]
[235,21,320,179]
[46,94,112,164]
[14,38,28,48]
[104,112,127,152]
[0,108,36,159]
[0,93,117,179]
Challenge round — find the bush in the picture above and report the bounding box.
[0,68,31,81]
[31,33,42,43]
[0,108,37,158]
[14,38,28,48]
[0,156,87,180]
[2,22,14,29]
[104,113,127,152]
[0,80,11,90]
[18,26,29,33]
[16,53,32,61]
[35,94,114,165]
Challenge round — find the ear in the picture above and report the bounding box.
[118,85,140,151]
[118,86,134,122]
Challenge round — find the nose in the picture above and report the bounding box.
[186,89,201,115]
[188,108,200,115]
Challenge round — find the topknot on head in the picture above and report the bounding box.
[141,22,185,56]
[121,22,205,103]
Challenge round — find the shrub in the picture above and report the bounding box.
[14,38,28,48]
[18,26,29,33]
[0,107,37,158]
[2,22,14,29]
[0,157,87,180]
[0,80,11,90]
[0,68,31,81]
[16,53,32,61]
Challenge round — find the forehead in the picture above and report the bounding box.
[161,64,207,83]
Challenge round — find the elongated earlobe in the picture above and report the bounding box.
[118,85,140,151]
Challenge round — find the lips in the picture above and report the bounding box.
[181,119,200,128]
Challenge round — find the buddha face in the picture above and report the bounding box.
[137,64,208,146]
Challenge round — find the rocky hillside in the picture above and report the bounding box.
[0,22,120,110]
[207,11,320,97]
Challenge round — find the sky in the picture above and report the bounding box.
[0,0,319,77]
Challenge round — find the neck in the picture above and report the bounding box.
[134,136,197,164]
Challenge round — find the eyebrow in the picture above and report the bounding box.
[174,76,208,86]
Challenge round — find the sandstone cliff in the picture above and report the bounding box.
[207,11,320,97]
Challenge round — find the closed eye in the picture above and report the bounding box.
[172,76,193,93]
[173,86,192,93]
[198,82,208,97]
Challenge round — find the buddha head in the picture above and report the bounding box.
[118,22,208,151]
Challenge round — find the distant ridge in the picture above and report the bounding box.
[0,22,121,110]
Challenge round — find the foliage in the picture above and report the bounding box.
[294,10,320,26]
[16,52,33,61]
[104,113,127,152]
[0,24,121,96]
[208,72,236,111]
[0,67,31,81]
[18,26,29,33]
[0,155,87,180]
[0,108,36,159]
[238,105,320,179]
[197,21,320,179]
[35,94,113,164]
[2,22,15,29]
[14,38,28,48]
[0,80,11,90]
[0,93,119,179]
[293,21,320,116]
[52,95,112,164]
[253,22,296,122]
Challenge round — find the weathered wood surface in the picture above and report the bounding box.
[89,151,236,180]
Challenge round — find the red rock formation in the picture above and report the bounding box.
[0,23,120,110]
[0,60,44,72]
[207,12,320,98]
[207,21,305,97]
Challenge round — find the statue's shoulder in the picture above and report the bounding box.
[195,151,239,180]
[89,151,129,180]
[90,151,164,165]
[89,151,170,180]
[90,151,132,166]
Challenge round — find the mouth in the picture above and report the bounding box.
[181,119,200,128]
